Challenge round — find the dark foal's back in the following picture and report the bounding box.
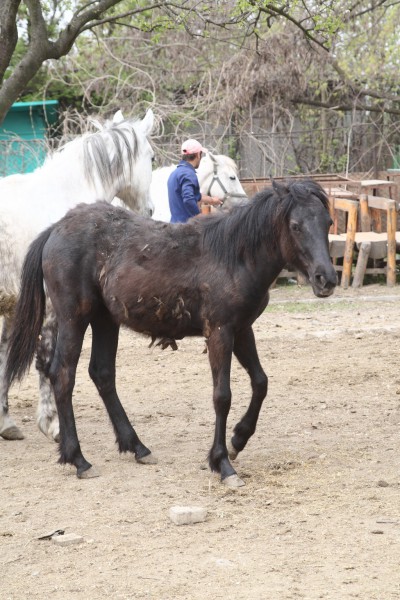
[44,182,335,344]
[44,203,260,343]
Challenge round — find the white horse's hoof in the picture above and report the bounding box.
[37,415,60,443]
[49,423,60,444]
[222,474,245,488]
[136,453,158,465]
[0,425,25,440]
[227,440,239,461]
[77,466,100,479]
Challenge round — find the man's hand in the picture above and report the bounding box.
[202,195,223,207]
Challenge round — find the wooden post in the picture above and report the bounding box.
[352,242,371,288]
[386,201,397,286]
[359,195,371,232]
[341,203,358,289]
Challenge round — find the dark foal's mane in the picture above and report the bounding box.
[197,180,329,271]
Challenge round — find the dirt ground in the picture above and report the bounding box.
[2,282,400,600]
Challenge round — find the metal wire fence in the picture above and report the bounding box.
[1,122,399,179]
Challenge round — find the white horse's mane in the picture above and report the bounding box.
[37,119,142,195]
[216,154,238,171]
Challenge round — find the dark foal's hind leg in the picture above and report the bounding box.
[228,326,268,460]
[207,326,244,488]
[49,321,96,478]
[89,311,155,465]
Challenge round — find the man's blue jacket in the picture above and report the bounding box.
[167,161,201,223]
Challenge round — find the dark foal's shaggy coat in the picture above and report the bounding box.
[6,180,337,486]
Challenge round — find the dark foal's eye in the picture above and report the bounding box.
[290,221,301,232]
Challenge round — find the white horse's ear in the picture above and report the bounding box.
[112,110,125,124]
[141,109,154,135]
[89,118,103,131]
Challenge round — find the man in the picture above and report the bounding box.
[167,139,223,223]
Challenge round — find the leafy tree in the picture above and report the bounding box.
[0,0,225,123]
[3,1,399,124]
[2,0,400,174]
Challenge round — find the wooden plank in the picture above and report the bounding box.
[329,234,346,258]
[355,232,387,260]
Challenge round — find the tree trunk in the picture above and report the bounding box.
[0,0,21,83]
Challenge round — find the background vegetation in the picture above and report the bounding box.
[1,1,400,175]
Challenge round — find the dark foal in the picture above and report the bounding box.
[6,180,337,486]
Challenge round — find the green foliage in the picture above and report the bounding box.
[3,0,400,177]
[339,3,400,91]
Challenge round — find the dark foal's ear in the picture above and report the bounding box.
[271,178,289,200]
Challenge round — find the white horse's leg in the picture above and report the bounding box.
[0,316,24,440]
[37,372,59,442]
[35,303,59,442]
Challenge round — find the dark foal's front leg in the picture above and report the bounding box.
[89,312,155,466]
[228,326,268,460]
[207,326,244,488]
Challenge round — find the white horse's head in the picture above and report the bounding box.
[83,108,155,216]
[197,153,248,210]
[150,153,247,222]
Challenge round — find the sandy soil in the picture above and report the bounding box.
[2,282,400,600]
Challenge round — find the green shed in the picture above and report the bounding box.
[0,100,59,176]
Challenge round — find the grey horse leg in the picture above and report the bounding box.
[35,302,60,442]
[0,315,24,439]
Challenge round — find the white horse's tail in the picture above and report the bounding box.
[6,226,53,386]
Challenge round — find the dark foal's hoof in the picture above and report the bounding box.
[222,474,245,488]
[227,440,239,461]
[77,466,100,479]
[1,425,25,440]
[136,453,158,465]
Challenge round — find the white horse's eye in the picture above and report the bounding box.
[229,176,236,180]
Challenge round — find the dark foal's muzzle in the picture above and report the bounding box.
[309,263,337,298]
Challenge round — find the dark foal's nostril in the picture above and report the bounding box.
[315,272,336,290]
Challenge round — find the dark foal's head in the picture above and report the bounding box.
[273,180,337,298]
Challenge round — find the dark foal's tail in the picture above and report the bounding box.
[6,225,54,387]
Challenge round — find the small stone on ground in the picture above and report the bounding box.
[52,533,84,546]
[169,506,207,525]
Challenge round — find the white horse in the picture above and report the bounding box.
[151,153,247,222]
[0,109,155,441]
